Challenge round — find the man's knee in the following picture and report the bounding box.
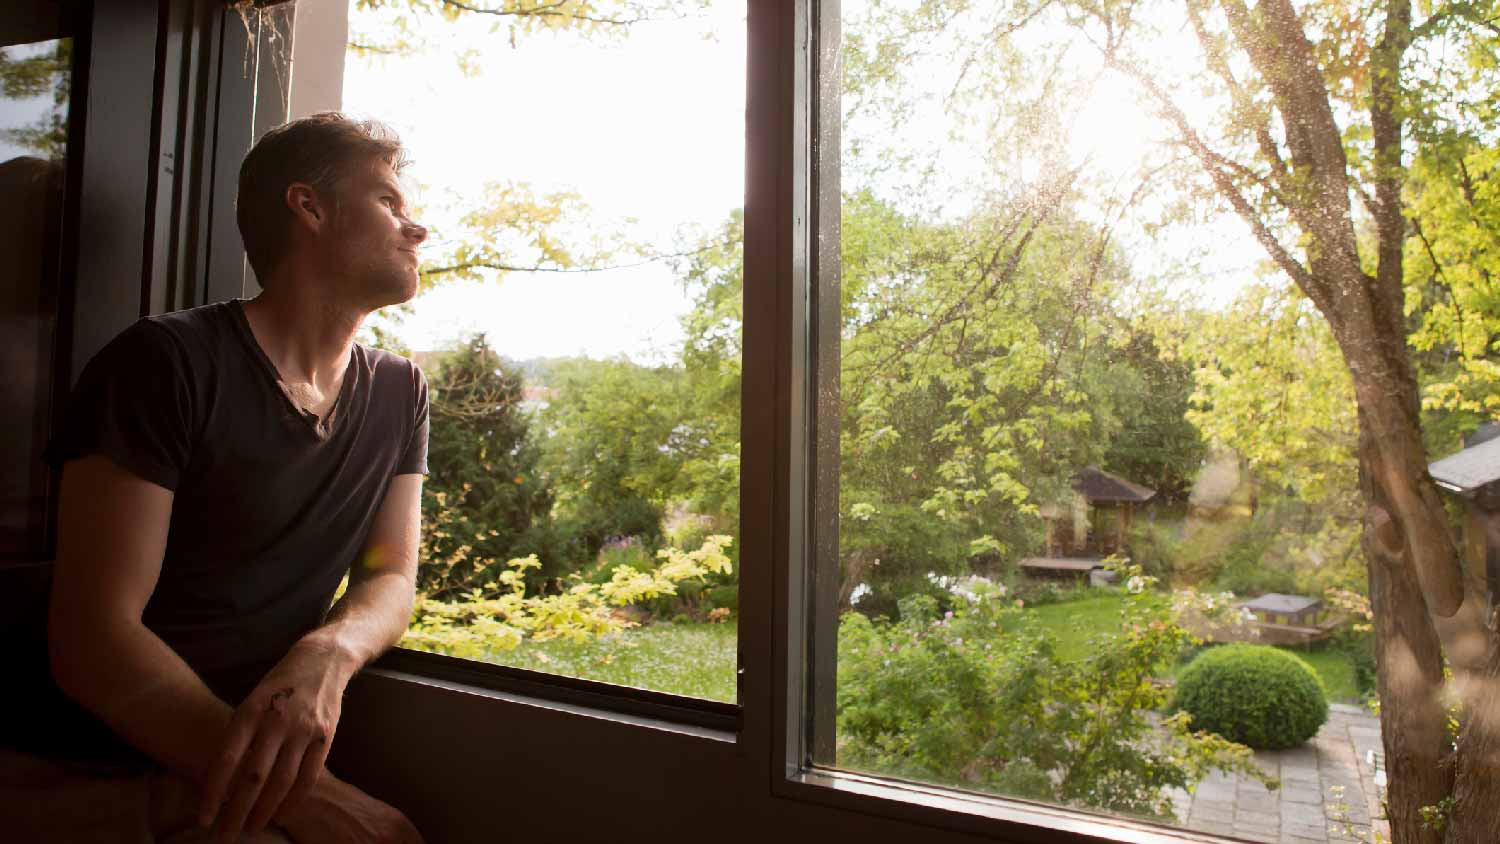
[156,825,293,844]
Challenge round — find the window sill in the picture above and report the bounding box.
[370,648,740,742]
[781,767,1249,844]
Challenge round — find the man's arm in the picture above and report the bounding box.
[48,455,237,778]
[202,472,424,837]
[51,456,424,843]
[304,472,423,679]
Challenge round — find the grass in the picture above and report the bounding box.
[1023,590,1362,703]
[1024,593,1137,663]
[435,590,1362,705]
[475,619,739,703]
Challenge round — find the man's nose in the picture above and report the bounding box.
[403,221,428,245]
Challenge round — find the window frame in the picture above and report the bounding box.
[67,1,1273,841]
[0,0,88,565]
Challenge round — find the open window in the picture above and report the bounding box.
[38,1,1463,842]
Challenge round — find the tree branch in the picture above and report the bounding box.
[434,0,671,26]
[1105,52,1324,307]
[420,240,730,280]
[1184,0,1290,183]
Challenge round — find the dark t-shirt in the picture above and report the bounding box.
[3,300,428,768]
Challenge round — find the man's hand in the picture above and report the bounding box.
[275,770,425,844]
[197,638,354,842]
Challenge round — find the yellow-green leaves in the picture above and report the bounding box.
[401,535,733,658]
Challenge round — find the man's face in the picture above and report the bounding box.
[321,157,426,309]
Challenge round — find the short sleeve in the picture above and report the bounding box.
[396,362,428,476]
[45,320,195,490]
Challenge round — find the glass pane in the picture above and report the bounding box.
[817,0,1465,839]
[339,0,744,701]
[0,29,71,558]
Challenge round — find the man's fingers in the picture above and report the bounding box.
[197,710,260,827]
[284,726,330,811]
[212,727,283,844]
[242,736,307,835]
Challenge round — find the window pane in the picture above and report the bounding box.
[338,0,744,701]
[0,26,71,559]
[816,0,1454,839]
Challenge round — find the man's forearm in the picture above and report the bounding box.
[300,569,415,680]
[51,620,233,779]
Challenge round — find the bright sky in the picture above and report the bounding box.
[341,3,746,362]
[340,0,1262,360]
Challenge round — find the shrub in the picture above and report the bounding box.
[1175,644,1328,749]
[403,535,734,658]
[838,568,1270,820]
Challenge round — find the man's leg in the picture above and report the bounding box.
[0,748,290,844]
[0,747,155,842]
[147,765,294,843]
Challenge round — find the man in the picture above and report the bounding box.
[1,113,430,843]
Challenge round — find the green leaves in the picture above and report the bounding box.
[836,583,1269,819]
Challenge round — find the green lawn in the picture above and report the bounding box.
[476,619,739,703]
[435,590,1361,705]
[1023,591,1361,702]
[1024,593,1137,663]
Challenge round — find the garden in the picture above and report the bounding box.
[332,0,1500,836]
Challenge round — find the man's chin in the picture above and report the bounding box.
[366,274,420,310]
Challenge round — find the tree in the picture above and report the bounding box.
[1096,4,1500,839]
[0,39,71,159]
[350,0,711,58]
[422,335,554,597]
[846,0,1500,837]
[837,185,1207,606]
[538,358,684,558]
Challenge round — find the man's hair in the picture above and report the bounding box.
[236,112,408,282]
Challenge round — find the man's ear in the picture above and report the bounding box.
[285,182,327,233]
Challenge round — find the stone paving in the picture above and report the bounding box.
[1170,704,1388,844]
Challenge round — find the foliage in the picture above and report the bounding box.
[538,358,680,562]
[403,534,732,659]
[350,0,714,62]
[482,619,738,702]
[0,40,71,159]
[1175,644,1329,750]
[420,335,555,596]
[1405,138,1500,457]
[836,190,1205,601]
[1160,283,1358,509]
[837,572,1271,820]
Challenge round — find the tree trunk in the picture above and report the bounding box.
[1335,303,1500,844]
[1448,605,1500,843]
[1341,343,1451,843]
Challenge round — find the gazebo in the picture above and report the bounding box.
[1428,423,1500,604]
[1032,464,1158,572]
[1037,466,1156,559]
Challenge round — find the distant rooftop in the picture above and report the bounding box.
[1429,434,1500,495]
[1072,466,1156,503]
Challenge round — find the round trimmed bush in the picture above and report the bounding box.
[1175,644,1328,749]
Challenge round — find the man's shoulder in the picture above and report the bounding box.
[102,301,237,365]
[358,344,426,385]
[137,301,237,342]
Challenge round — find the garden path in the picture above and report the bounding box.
[1169,704,1387,844]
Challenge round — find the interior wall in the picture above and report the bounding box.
[332,671,999,844]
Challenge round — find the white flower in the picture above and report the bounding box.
[1126,575,1146,594]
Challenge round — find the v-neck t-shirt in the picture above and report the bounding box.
[5,300,428,768]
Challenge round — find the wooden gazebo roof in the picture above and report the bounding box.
[1430,423,1500,496]
[1071,467,1156,503]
